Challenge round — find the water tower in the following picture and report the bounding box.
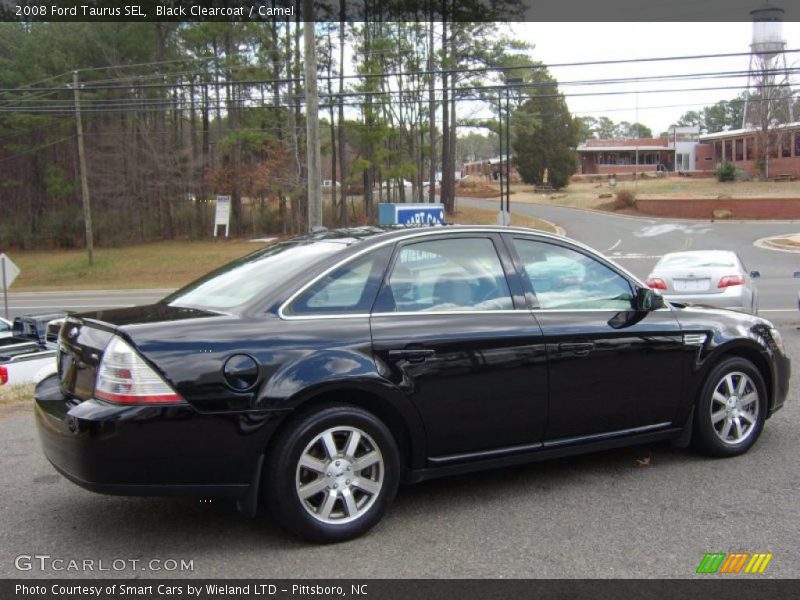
[742,3,794,127]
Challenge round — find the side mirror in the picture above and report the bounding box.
[750,270,761,279]
[635,287,664,312]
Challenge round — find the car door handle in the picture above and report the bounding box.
[388,349,436,363]
[558,342,595,356]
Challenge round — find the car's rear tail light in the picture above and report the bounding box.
[718,275,745,288]
[95,336,184,405]
[646,277,668,290]
[0,366,7,385]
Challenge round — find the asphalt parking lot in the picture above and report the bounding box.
[1,314,798,580]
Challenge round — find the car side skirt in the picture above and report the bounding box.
[403,426,682,483]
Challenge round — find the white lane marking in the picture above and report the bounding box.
[633,223,713,238]
[605,239,622,252]
[759,309,798,313]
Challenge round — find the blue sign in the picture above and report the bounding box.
[379,203,445,226]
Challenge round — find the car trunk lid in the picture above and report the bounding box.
[57,304,219,401]
[661,267,730,295]
[57,317,116,401]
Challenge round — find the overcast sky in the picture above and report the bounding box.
[509,22,800,136]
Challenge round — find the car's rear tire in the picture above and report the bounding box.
[264,405,399,543]
[693,357,767,457]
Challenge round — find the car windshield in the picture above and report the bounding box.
[165,241,347,311]
[657,253,736,269]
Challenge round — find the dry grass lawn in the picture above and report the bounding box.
[449,205,557,233]
[0,384,33,406]
[507,178,800,210]
[10,239,266,292]
[6,206,554,291]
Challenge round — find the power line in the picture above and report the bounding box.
[3,48,799,94]
[7,64,797,104]
[2,77,795,115]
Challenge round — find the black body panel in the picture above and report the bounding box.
[532,307,684,439]
[34,226,791,501]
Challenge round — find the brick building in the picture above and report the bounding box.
[696,122,800,179]
[576,126,700,175]
[461,157,521,182]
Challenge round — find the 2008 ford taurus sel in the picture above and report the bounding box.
[35,226,790,542]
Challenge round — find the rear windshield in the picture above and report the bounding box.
[657,253,736,269]
[165,241,347,311]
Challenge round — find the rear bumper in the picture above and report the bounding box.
[34,376,282,499]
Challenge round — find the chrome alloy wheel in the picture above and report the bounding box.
[295,426,384,525]
[710,371,760,445]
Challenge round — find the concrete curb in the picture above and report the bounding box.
[753,234,800,254]
[495,197,800,226]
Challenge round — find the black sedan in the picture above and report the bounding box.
[35,226,790,542]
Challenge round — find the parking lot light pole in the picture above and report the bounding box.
[504,78,524,225]
[497,90,506,225]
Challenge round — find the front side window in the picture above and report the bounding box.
[512,239,634,310]
[376,237,513,313]
[288,248,390,315]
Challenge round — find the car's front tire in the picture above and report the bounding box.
[264,405,400,543]
[693,357,767,457]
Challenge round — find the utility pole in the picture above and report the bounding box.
[72,70,94,265]
[303,2,323,230]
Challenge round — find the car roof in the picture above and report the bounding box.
[655,250,738,264]
[307,224,567,246]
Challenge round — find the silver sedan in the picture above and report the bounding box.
[646,250,759,314]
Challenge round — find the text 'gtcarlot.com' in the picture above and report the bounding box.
[14,554,194,572]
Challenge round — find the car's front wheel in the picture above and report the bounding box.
[693,357,767,457]
[265,405,400,543]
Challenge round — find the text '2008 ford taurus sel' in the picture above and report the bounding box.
[35,226,790,542]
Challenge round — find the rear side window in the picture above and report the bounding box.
[375,237,513,313]
[513,238,633,310]
[167,241,345,311]
[287,247,391,315]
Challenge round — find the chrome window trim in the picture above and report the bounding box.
[277,308,676,321]
[278,310,531,321]
[278,227,646,321]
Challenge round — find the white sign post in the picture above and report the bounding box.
[0,253,20,319]
[213,195,232,237]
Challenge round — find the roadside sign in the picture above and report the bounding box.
[378,203,445,226]
[214,195,232,237]
[0,254,19,289]
[0,253,20,319]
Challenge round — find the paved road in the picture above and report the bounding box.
[1,326,798,579]
[4,204,799,321]
[1,207,799,579]
[462,198,800,315]
[4,289,170,320]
